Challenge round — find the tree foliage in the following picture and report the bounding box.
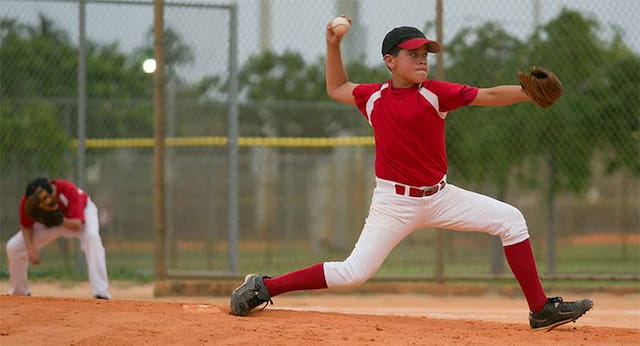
[0,13,157,178]
[195,7,637,194]
[1,16,76,98]
[0,8,636,193]
[444,9,639,197]
[208,50,389,137]
[527,9,639,189]
[0,100,71,177]
[444,22,530,194]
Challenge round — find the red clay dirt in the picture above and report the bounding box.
[1,294,638,346]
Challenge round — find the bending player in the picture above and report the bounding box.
[230,19,593,331]
[6,177,111,299]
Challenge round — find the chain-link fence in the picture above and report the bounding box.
[1,0,638,282]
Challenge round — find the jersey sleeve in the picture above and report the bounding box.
[19,196,35,228]
[353,83,383,121]
[428,80,479,112]
[54,180,86,222]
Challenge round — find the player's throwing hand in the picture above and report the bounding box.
[326,16,351,45]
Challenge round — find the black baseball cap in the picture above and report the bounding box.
[381,26,441,56]
[25,177,51,196]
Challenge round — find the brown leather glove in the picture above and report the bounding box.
[518,66,563,108]
[24,187,64,228]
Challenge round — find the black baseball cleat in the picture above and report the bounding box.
[529,297,594,331]
[229,274,273,316]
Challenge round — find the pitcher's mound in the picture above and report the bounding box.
[1,296,637,345]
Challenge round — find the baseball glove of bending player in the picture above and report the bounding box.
[518,66,563,108]
[24,187,64,228]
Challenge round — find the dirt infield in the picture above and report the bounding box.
[1,281,639,345]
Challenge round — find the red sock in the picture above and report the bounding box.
[263,263,328,297]
[503,239,547,313]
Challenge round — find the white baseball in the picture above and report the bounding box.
[331,16,350,35]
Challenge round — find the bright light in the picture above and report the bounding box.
[142,58,156,74]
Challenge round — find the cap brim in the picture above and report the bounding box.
[397,38,441,53]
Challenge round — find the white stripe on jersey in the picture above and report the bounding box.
[59,193,69,207]
[365,83,389,126]
[418,86,448,119]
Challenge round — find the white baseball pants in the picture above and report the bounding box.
[6,199,110,298]
[323,177,530,288]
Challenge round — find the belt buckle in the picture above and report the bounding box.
[435,180,445,193]
[424,181,444,197]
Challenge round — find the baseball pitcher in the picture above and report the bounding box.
[229,19,590,332]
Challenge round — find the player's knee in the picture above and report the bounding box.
[344,260,377,285]
[505,205,526,224]
[347,271,372,286]
[6,239,26,259]
[498,205,529,245]
[337,274,368,287]
[502,227,529,246]
[326,258,377,287]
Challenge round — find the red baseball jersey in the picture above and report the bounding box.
[353,79,478,186]
[19,180,89,227]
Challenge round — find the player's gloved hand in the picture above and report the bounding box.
[518,66,563,108]
[24,187,64,228]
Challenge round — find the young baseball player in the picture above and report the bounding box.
[230,21,593,331]
[6,177,111,299]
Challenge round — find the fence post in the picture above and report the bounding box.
[433,0,446,283]
[75,0,88,273]
[227,4,240,274]
[546,154,557,274]
[77,0,87,189]
[153,0,167,281]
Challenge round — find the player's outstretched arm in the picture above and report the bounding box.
[470,85,531,106]
[325,17,357,105]
[472,67,562,108]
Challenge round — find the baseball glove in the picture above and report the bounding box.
[24,187,64,228]
[518,66,563,108]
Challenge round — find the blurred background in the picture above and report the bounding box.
[0,0,638,283]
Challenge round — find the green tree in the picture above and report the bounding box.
[197,49,390,137]
[0,100,71,177]
[445,9,638,194]
[85,41,154,138]
[1,14,157,144]
[438,9,639,273]
[133,26,195,81]
[1,15,76,181]
[444,22,531,195]
[522,9,608,194]
[591,48,640,175]
[522,9,640,272]
[0,15,76,98]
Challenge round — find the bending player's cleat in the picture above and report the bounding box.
[529,297,594,332]
[229,274,273,316]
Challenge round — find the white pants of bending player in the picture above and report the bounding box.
[323,178,530,288]
[6,199,110,298]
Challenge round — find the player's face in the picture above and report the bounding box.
[385,45,430,86]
